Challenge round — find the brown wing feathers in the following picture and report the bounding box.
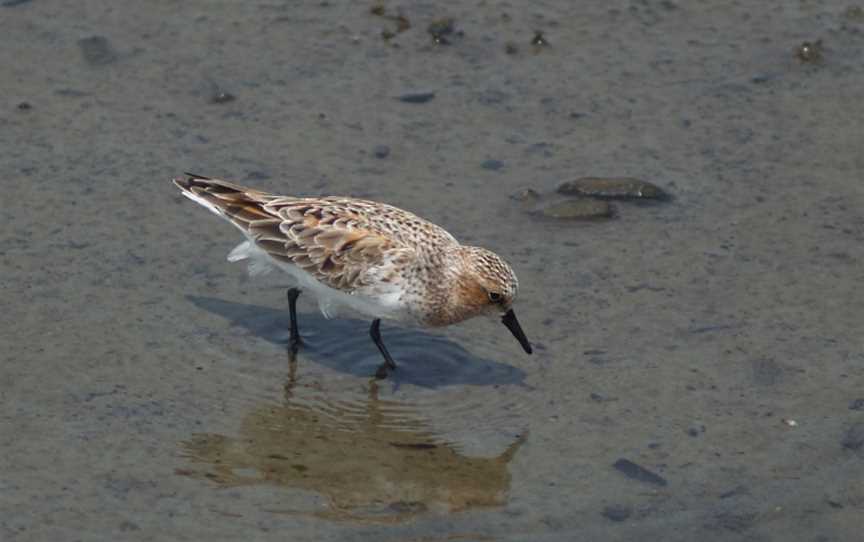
[174,174,395,291]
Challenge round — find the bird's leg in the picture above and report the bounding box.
[287,287,302,355]
[283,352,299,399]
[370,318,397,379]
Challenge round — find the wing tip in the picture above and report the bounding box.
[172,172,213,192]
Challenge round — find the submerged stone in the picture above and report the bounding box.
[557,177,668,200]
[78,36,117,66]
[612,458,668,486]
[540,199,613,220]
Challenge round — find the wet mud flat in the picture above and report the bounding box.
[2,1,864,541]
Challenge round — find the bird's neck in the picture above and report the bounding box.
[418,247,486,327]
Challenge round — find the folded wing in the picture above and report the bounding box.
[173,174,412,292]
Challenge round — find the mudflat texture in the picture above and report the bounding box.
[2,1,863,541]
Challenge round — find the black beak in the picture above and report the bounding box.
[501,309,532,354]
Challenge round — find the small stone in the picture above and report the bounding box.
[540,199,613,220]
[16,101,31,110]
[394,15,411,33]
[78,36,117,66]
[751,73,773,84]
[509,188,540,202]
[428,18,455,45]
[557,177,668,200]
[719,485,748,499]
[687,424,706,437]
[481,159,504,171]
[849,399,864,411]
[505,42,519,55]
[373,145,391,159]
[795,40,823,63]
[397,92,435,104]
[531,31,549,46]
[612,458,668,487]
[389,500,427,513]
[210,90,236,104]
[841,422,864,451]
[602,505,632,522]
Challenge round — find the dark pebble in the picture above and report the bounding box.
[388,500,427,513]
[481,159,504,171]
[849,399,864,411]
[612,458,668,487]
[397,92,435,104]
[602,505,632,522]
[719,485,749,499]
[687,424,706,437]
[557,177,668,200]
[841,423,864,451]
[795,40,823,63]
[428,18,455,45]
[78,36,117,66]
[210,91,236,104]
[531,31,549,46]
[373,145,391,159]
[751,74,774,84]
[17,102,31,110]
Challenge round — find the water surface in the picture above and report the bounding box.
[2,1,863,540]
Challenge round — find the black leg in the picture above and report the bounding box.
[287,287,302,354]
[370,318,397,379]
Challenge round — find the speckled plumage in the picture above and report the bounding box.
[173,174,532,359]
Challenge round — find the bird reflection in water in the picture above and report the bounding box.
[178,359,526,523]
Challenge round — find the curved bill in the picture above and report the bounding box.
[501,309,532,354]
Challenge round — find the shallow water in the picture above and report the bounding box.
[2,1,863,541]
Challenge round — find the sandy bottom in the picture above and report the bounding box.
[2,1,863,541]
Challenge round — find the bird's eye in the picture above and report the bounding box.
[488,292,503,303]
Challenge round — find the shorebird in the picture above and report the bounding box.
[173,174,532,378]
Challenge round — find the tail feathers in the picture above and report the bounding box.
[172,173,275,229]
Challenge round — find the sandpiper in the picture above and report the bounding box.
[174,174,532,378]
